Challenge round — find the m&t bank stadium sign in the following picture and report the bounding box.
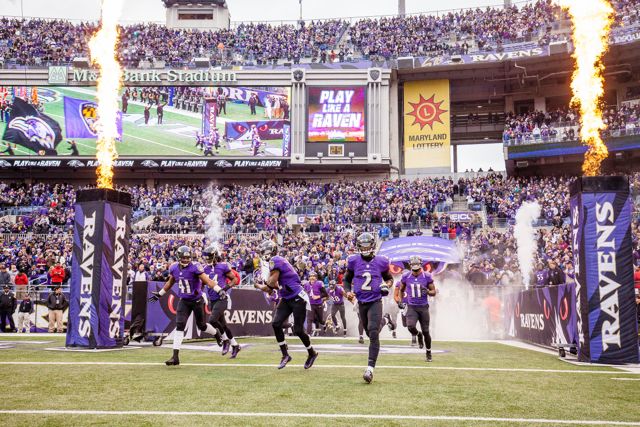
[70,69,237,84]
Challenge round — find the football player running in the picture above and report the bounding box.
[344,232,393,383]
[149,245,226,366]
[254,240,318,370]
[399,256,436,362]
[203,245,241,358]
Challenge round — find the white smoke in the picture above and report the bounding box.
[431,274,494,340]
[204,186,224,251]
[514,201,541,289]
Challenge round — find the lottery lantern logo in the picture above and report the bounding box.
[406,94,448,131]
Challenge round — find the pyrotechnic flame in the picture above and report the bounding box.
[560,0,614,176]
[88,0,124,189]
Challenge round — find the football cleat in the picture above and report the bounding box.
[165,356,180,366]
[343,329,347,337]
[384,313,396,331]
[230,345,241,359]
[426,350,432,362]
[392,331,397,339]
[363,367,374,384]
[411,335,417,347]
[213,332,223,347]
[358,335,364,344]
[417,332,424,349]
[221,340,231,355]
[304,351,318,369]
[278,354,292,369]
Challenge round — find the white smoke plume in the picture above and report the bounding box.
[514,201,541,289]
[204,186,224,251]
[431,274,495,340]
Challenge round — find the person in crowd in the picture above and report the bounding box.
[16,293,33,333]
[49,262,65,289]
[0,284,16,332]
[46,285,67,333]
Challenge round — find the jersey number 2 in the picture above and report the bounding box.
[178,279,191,294]
[361,272,372,291]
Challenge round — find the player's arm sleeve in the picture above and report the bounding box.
[320,286,329,299]
[266,269,280,290]
[382,270,394,283]
[343,269,354,292]
[199,272,219,289]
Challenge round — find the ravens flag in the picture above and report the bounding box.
[2,98,62,155]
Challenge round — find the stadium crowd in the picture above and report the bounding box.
[502,103,640,144]
[0,173,638,295]
[0,0,638,66]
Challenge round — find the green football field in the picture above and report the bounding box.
[0,87,286,157]
[1,335,639,426]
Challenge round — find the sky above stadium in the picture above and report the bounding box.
[1,0,518,23]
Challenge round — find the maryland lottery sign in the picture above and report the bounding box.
[403,80,451,173]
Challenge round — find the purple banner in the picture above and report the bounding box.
[282,123,290,157]
[202,99,217,136]
[419,46,549,68]
[144,282,274,338]
[378,236,461,265]
[63,96,122,140]
[570,177,639,364]
[225,120,290,141]
[505,283,578,348]
[66,192,132,348]
[216,87,285,108]
[66,201,101,347]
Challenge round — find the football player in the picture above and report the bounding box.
[305,271,328,336]
[393,279,415,346]
[344,232,393,383]
[203,245,240,358]
[254,240,318,369]
[149,245,225,366]
[328,280,347,336]
[399,256,436,362]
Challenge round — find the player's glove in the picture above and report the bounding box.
[397,302,406,310]
[148,289,165,303]
[380,284,390,297]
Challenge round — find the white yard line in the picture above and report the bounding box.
[0,361,635,375]
[0,409,638,425]
[610,378,640,381]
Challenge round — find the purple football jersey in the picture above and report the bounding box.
[169,261,205,301]
[347,254,390,303]
[329,286,344,304]
[401,271,432,306]
[535,270,549,287]
[204,262,232,301]
[307,280,325,305]
[269,255,303,300]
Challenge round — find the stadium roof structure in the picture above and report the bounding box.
[162,0,226,7]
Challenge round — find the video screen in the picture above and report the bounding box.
[0,86,291,157]
[307,86,365,142]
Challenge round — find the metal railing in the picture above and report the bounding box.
[503,125,640,146]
